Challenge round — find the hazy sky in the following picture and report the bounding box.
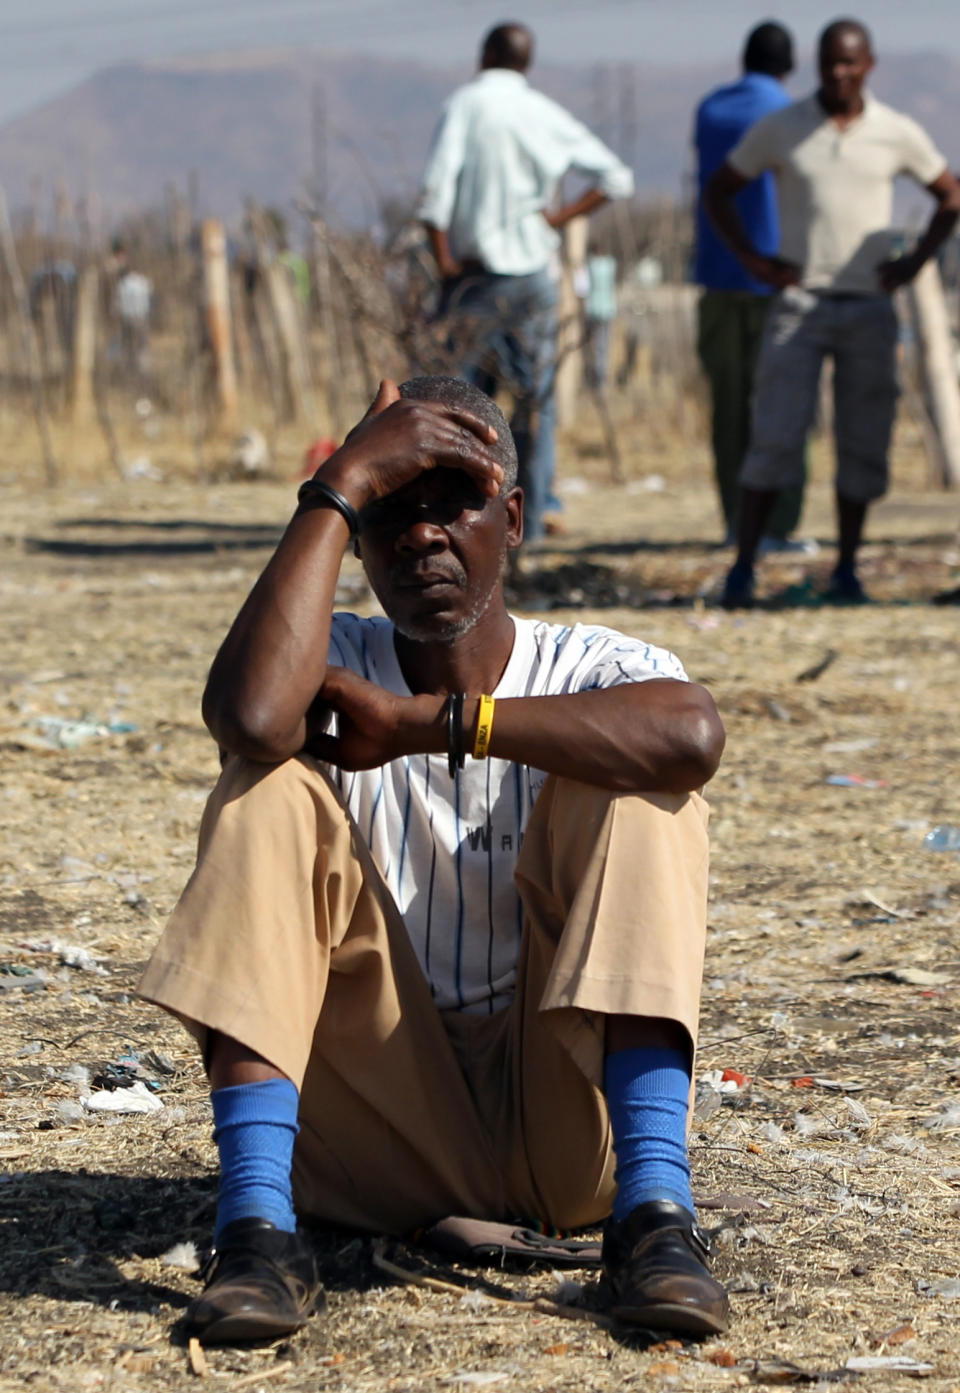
[0,0,956,126]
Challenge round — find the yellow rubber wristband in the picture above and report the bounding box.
[472,694,496,760]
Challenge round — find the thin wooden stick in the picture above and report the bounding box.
[370,1242,613,1329]
[0,185,58,483]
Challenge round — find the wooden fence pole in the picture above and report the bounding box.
[910,259,960,488]
[201,219,238,433]
[0,186,58,483]
[555,215,588,429]
[71,263,98,425]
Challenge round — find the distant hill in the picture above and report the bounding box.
[0,47,955,229]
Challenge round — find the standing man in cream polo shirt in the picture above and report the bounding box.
[419,23,634,543]
[705,19,960,606]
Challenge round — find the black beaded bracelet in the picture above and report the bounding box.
[296,477,360,538]
[446,692,466,778]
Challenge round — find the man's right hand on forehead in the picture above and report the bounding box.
[315,378,503,511]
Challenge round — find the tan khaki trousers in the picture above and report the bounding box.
[139,756,709,1234]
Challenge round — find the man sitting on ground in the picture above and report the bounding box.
[139,375,728,1344]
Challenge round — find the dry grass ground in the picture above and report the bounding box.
[2,404,960,1392]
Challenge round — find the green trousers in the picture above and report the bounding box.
[697,289,805,540]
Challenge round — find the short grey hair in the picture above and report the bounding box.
[399,375,519,491]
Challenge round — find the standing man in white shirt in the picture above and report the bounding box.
[418,23,634,542]
[705,18,960,606]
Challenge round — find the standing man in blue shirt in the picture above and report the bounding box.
[419,23,634,543]
[694,23,803,546]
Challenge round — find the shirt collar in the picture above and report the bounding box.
[476,67,528,86]
[741,71,786,95]
[811,88,875,123]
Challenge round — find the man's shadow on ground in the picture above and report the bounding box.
[0,1170,373,1340]
[0,1169,677,1351]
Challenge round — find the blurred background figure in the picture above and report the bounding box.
[419,21,634,542]
[706,18,960,607]
[583,246,618,392]
[694,21,805,548]
[109,239,153,380]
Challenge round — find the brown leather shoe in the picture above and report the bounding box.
[186,1218,324,1345]
[603,1200,730,1336]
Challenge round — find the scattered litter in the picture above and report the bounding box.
[699,1069,748,1094]
[924,824,960,852]
[441,1375,509,1388]
[843,1097,873,1129]
[922,1102,960,1133]
[53,1101,85,1126]
[20,938,106,975]
[845,1355,934,1373]
[916,1276,960,1299]
[17,1042,43,1057]
[232,428,269,476]
[698,1192,771,1212]
[24,716,139,751]
[556,476,589,496]
[795,648,837,683]
[745,1356,823,1382]
[687,612,721,631]
[302,437,340,477]
[122,455,163,482]
[459,1290,492,1313]
[551,1277,583,1304]
[851,967,952,988]
[626,474,666,493]
[161,1241,200,1272]
[82,1081,164,1115]
[794,1111,825,1138]
[140,1049,176,1076]
[826,773,887,789]
[187,1337,208,1377]
[872,1323,916,1346]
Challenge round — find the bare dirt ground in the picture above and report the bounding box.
[2,413,960,1392]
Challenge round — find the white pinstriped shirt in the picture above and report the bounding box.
[324,614,686,1014]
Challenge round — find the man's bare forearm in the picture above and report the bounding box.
[702,181,758,265]
[544,188,608,230]
[202,505,350,761]
[911,203,960,270]
[325,679,726,792]
[423,223,461,278]
[481,682,724,791]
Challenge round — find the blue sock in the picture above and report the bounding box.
[604,1046,694,1223]
[212,1078,300,1239]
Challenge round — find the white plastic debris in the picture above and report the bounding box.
[551,1276,583,1305]
[916,1276,960,1300]
[458,1290,492,1313]
[846,1356,934,1373]
[843,1097,873,1129]
[20,937,106,975]
[54,1101,85,1126]
[698,1068,745,1094]
[82,1081,163,1115]
[442,1377,509,1389]
[923,1102,960,1133]
[60,1064,92,1088]
[161,1241,200,1272]
[794,1111,824,1137]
